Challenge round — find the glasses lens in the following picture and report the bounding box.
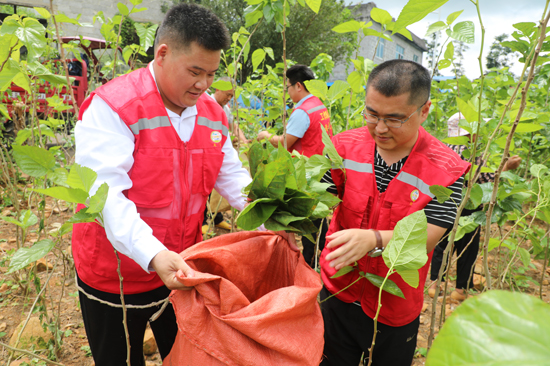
[385,118,404,128]
[363,112,378,124]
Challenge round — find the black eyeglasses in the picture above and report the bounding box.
[285,83,296,91]
[362,100,428,129]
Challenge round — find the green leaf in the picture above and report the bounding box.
[331,265,355,278]
[518,247,531,268]
[134,23,158,51]
[34,7,51,19]
[304,80,327,100]
[211,80,233,91]
[393,0,449,36]
[87,183,109,214]
[270,211,306,226]
[370,8,393,25]
[446,21,475,44]
[442,136,470,145]
[502,123,543,133]
[430,185,453,204]
[15,18,47,60]
[332,20,362,34]
[456,97,478,123]
[19,210,38,229]
[305,155,332,182]
[383,210,428,273]
[531,164,548,178]
[446,10,463,25]
[311,201,330,219]
[117,3,129,16]
[251,48,266,71]
[244,8,263,28]
[321,125,344,170]
[129,0,143,5]
[66,164,97,193]
[363,28,393,42]
[426,291,550,366]
[11,145,55,178]
[1,215,23,228]
[365,273,405,299]
[236,198,278,230]
[54,14,80,25]
[395,269,419,288]
[347,70,363,93]
[444,41,454,60]
[67,208,96,224]
[455,216,479,241]
[7,239,55,274]
[438,59,451,70]
[32,187,89,204]
[327,80,350,102]
[468,183,483,208]
[305,0,321,14]
[425,21,447,36]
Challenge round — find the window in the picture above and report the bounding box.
[413,54,419,63]
[376,39,385,59]
[396,45,405,59]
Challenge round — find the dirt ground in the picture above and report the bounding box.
[0,200,548,366]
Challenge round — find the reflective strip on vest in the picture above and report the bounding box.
[342,159,373,173]
[197,116,229,136]
[396,172,435,198]
[129,116,171,135]
[307,105,326,114]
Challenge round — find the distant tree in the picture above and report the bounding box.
[162,0,354,81]
[425,32,442,76]
[486,33,514,69]
[452,40,469,77]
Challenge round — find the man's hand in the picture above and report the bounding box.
[150,250,195,290]
[257,131,271,142]
[275,230,299,251]
[324,229,377,270]
[504,155,522,171]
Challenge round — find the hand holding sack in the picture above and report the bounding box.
[163,231,324,366]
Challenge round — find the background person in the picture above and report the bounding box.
[211,76,249,145]
[319,60,470,366]
[72,4,252,365]
[428,112,521,301]
[257,64,333,267]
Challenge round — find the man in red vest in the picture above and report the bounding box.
[319,60,471,366]
[72,4,253,365]
[257,64,332,267]
[256,64,333,156]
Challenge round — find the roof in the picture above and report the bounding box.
[348,2,428,52]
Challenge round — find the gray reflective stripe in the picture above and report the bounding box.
[129,116,171,135]
[197,116,229,136]
[307,105,326,114]
[343,159,373,173]
[396,172,435,198]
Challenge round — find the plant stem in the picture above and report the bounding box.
[115,250,131,366]
[282,0,288,150]
[366,271,392,366]
[540,225,550,299]
[0,341,66,366]
[49,0,79,117]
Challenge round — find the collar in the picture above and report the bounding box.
[294,94,314,108]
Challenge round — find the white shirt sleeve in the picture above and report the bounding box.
[75,96,167,273]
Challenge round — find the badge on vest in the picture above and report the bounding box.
[211,131,222,144]
[410,189,419,202]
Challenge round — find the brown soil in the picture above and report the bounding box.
[1,199,548,366]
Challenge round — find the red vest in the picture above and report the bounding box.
[320,126,470,326]
[290,95,333,157]
[72,67,229,294]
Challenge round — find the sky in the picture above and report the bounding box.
[348,0,547,79]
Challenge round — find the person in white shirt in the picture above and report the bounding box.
[73,4,252,365]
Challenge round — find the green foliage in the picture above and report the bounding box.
[427,291,550,365]
[7,239,55,274]
[237,141,340,234]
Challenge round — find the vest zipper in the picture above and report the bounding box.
[181,141,189,235]
[359,191,383,303]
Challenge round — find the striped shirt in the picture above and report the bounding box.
[321,150,465,228]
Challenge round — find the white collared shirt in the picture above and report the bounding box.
[74,63,251,273]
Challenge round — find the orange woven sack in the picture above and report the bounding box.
[163,231,324,366]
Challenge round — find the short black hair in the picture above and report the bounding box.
[154,3,230,52]
[366,60,431,106]
[286,64,315,92]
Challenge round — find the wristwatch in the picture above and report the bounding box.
[368,229,384,257]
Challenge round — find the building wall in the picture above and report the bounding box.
[5,0,165,38]
[329,2,425,82]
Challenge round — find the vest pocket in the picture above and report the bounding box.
[338,187,371,229]
[191,152,225,196]
[90,218,169,282]
[127,151,174,208]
